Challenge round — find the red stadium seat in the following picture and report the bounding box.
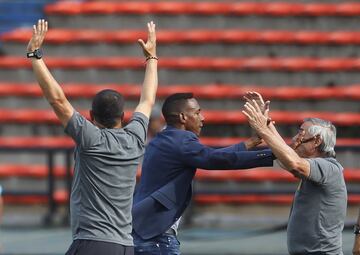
[1,163,360,183]
[0,108,358,126]
[0,136,356,151]
[0,164,67,178]
[5,28,360,45]
[9,192,360,205]
[1,56,360,71]
[0,82,359,100]
[195,194,360,205]
[45,2,360,16]
[0,136,74,149]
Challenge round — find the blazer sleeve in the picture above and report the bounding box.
[180,133,274,170]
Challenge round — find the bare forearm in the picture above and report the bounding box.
[31,59,67,104]
[31,59,73,126]
[135,59,158,117]
[259,125,306,173]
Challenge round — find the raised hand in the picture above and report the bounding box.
[244,91,270,116]
[242,99,269,134]
[27,19,48,52]
[138,21,156,58]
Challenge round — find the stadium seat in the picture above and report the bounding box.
[5,192,360,205]
[0,164,67,178]
[1,165,360,182]
[0,82,359,100]
[0,136,357,152]
[0,109,359,126]
[4,28,360,45]
[45,2,360,16]
[2,56,360,71]
[194,194,360,205]
[195,168,360,182]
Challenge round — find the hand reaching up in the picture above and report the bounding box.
[244,91,270,117]
[27,19,48,52]
[138,21,156,58]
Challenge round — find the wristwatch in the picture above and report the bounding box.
[27,49,43,59]
[354,224,360,234]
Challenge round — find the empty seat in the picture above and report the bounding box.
[4,28,360,45]
[0,82,359,100]
[6,192,360,205]
[2,56,360,71]
[45,2,360,17]
[0,109,359,125]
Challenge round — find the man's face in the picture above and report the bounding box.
[182,98,205,137]
[291,121,317,158]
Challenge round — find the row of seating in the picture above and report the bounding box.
[5,189,360,205]
[195,194,360,205]
[0,136,357,151]
[0,109,359,125]
[4,28,360,45]
[0,82,359,100]
[3,56,360,71]
[2,165,360,182]
[45,2,360,16]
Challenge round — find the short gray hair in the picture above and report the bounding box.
[304,118,336,158]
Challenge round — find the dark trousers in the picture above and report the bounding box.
[133,232,180,255]
[65,239,134,255]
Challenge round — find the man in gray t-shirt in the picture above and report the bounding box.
[243,92,347,255]
[287,157,347,255]
[27,19,158,255]
[65,111,148,245]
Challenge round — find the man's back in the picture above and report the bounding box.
[66,111,148,246]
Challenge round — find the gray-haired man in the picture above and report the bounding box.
[243,92,347,255]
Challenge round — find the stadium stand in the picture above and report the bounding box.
[0,0,360,225]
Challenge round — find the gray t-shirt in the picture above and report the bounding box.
[65,111,148,246]
[287,157,347,255]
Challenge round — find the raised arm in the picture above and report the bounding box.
[242,96,310,178]
[27,19,74,127]
[134,21,158,118]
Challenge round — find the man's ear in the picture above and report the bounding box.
[179,112,186,124]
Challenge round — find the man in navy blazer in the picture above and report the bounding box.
[132,93,274,254]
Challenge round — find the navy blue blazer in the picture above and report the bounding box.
[132,126,274,239]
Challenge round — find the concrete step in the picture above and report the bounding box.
[5,42,360,58]
[2,68,360,86]
[47,15,360,31]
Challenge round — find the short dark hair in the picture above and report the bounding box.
[91,89,124,128]
[162,93,194,125]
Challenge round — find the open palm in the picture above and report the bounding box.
[27,19,48,52]
[138,21,156,58]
